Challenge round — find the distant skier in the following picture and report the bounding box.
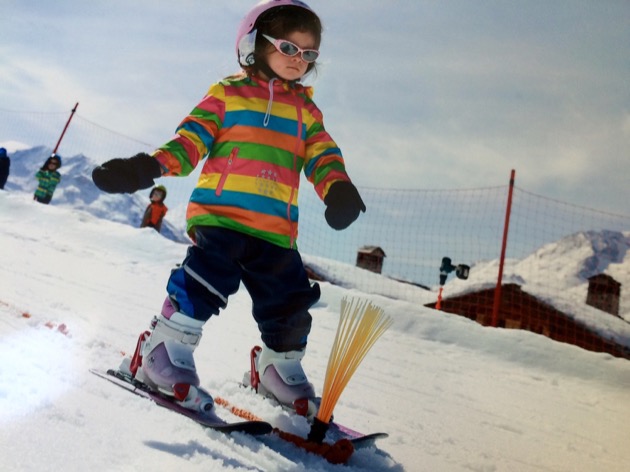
[34,153,62,204]
[0,147,9,189]
[92,0,365,418]
[140,185,168,233]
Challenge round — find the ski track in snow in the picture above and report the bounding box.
[1,191,630,471]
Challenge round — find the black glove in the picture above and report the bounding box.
[92,153,162,194]
[324,181,366,230]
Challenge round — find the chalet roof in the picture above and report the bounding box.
[358,246,386,257]
[588,273,621,287]
[434,283,630,350]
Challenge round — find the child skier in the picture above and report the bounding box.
[92,0,366,417]
[34,153,62,204]
[0,147,9,189]
[140,185,168,233]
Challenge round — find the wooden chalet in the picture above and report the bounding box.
[426,282,630,360]
[356,246,386,274]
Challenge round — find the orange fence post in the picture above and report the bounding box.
[436,287,443,310]
[491,169,515,327]
[52,102,79,154]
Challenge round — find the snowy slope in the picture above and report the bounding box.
[2,191,630,471]
[2,144,189,243]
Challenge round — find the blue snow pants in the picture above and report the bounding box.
[166,226,320,352]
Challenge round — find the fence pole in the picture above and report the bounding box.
[491,169,515,327]
[52,102,79,154]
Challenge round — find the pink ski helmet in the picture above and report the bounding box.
[236,0,317,67]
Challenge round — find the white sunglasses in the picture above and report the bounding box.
[262,34,319,63]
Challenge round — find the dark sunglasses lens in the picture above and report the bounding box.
[302,50,319,62]
[279,41,299,56]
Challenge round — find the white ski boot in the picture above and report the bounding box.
[247,344,318,418]
[122,312,214,413]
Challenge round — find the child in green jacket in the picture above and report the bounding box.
[34,154,62,204]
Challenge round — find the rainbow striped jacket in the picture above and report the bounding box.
[152,74,351,249]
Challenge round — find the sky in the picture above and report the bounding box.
[1,190,630,471]
[1,0,629,215]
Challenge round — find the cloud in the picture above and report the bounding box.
[0,53,81,111]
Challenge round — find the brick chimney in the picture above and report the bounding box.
[586,274,621,317]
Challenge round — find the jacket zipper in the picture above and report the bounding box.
[216,147,238,196]
[287,89,303,248]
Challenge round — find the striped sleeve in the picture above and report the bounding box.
[153,83,226,177]
[303,105,350,200]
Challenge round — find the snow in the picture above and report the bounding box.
[2,189,630,472]
[1,145,190,243]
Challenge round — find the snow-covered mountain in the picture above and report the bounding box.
[2,144,189,243]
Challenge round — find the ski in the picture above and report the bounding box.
[90,368,272,436]
[92,367,384,464]
[326,422,389,449]
[240,377,388,448]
